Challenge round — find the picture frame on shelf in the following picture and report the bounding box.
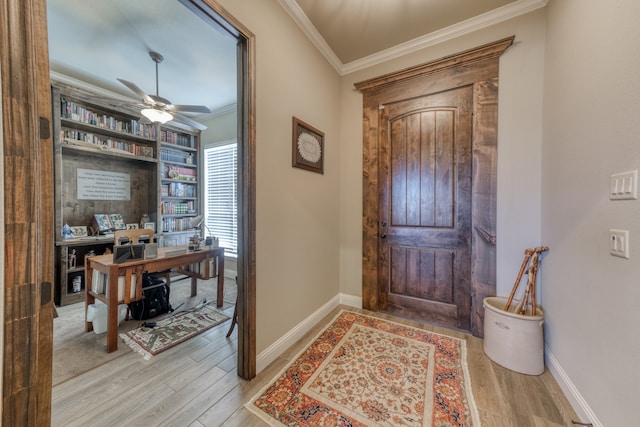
[70,226,88,238]
[292,116,324,174]
[126,223,139,230]
[109,213,126,230]
[92,214,112,233]
[143,222,155,232]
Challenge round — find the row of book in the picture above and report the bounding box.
[160,130,197,148]
[161,201,196,215]
[60,98,156,138]
[161,148,194,165]
[162,217,195,233]
[61,130,155,158]
[162,182,197,198]
[163,165,197,181]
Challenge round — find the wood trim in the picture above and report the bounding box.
[357,37,513,336]
[1,0,55,424]
[185,0,257,380]
[354,36,514,91]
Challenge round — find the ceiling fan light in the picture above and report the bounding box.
[141,108,173,124]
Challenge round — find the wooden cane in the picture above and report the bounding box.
[504,248,534,312]
[517,251,539,315]
[529,246,548,315]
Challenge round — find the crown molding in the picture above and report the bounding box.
[275,0,343,72]
[278,0,547,76]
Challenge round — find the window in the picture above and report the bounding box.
[204,140,237,256]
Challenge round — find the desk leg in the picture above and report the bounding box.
[107,265,119,353]
[217,253,224,308]
[191,274,198,297]
[85,261,95,333]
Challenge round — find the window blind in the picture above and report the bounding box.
[204,140,237,256]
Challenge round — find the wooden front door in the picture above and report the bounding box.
[378,87,473,330]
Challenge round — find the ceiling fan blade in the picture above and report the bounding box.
[171,112,208,131]
[167,104,212,114]
[148,94,173,107]
[117,78,155,104]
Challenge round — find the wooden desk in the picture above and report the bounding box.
[85,245,225,352]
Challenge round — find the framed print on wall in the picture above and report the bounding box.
[292,117,324,174]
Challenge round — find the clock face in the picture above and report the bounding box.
[297,131,322,164]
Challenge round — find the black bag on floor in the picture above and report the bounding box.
[129,273,172,320]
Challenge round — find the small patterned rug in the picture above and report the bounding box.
[247,310,480,427]
[120,304,230,360]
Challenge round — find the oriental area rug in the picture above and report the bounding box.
[120,304,230,360]
[247,310,480,427]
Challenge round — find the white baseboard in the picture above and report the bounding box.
[545,346,603,427]
[255,293,361,374]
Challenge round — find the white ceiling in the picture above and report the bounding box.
[47,0,238,116]
[47,0,547,117]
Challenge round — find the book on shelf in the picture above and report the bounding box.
[60,129,155,158]
[60,97,156,139]
[165,165,196,181]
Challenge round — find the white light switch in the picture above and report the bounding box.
[610,229,630,258]
[610,170,638,200]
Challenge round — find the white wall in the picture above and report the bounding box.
[542,1,640,425]
[215,0,342,354]
[339,10,547,300]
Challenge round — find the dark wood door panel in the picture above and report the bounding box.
[379,86,472,330]
[390,110,456,228]
[388,246,454,303]
[387,294,459,327]
[359,38,511,337]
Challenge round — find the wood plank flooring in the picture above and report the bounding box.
[52,305,580,426]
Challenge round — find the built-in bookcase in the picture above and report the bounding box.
[52,82,202,305]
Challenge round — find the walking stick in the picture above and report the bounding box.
[504,248,534,312]
[504,246,549,314]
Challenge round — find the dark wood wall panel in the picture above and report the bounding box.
[58,152,157,231]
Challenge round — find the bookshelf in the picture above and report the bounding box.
[159,129,200,246]
[51,82,203,305]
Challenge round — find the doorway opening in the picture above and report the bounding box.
[46,0,256,382]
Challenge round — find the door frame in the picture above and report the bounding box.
[1,0,256,423]
[355,37,514,336]
[181,0,257,383]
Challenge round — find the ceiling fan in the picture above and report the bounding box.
[117,51,211,131]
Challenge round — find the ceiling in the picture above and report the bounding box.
[290,0,518,63]
[47,0,545,120]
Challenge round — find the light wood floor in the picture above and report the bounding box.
[51,305,580,426]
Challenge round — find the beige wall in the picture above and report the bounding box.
[542,1,640,425]
[210,1,638,423]
[216,0,342,354]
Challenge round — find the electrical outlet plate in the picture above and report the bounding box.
[610,170,638,200]
[609,229,629,258]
